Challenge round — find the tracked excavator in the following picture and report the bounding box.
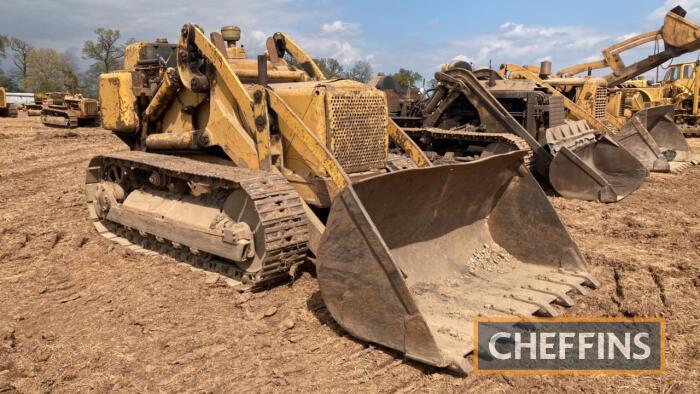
[90,24,599,373]
[508,6,698,171]
[374,64,647,202]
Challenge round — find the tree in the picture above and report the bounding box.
[391,68,423,90]
[24,48,78,92]
[313,57,344,79]
[79,63,103,98]
[0,35,7,58]
[82,28,134,97]
[82,28,127,73]
[8,37,33,89]
[344,60,373,83]
[0,68,18,90]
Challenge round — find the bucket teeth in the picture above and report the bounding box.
[315,152,601,374]
[521,284,575,307]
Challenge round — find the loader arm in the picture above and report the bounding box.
[556,6,700,86]
[273,33,326,81]
[178,24,429,188]
[266,89,350,190]
[178,24,261,168]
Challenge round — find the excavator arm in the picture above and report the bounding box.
[557,6,700,86]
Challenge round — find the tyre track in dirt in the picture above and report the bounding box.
[1,116,698,392]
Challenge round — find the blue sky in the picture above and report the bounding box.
[1,0,699,82]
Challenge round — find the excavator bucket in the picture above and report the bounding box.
[613,117,671,172]
[634,105,694,165]
[317,151,599,374]
[545,121,648,202]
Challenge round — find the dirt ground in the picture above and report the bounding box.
[0,114,698,393]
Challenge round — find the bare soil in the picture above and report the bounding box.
[1,115,698,393]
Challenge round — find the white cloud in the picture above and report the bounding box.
[296,21,367,65]
[0,0,328,69]
[320,20,361,36]
[618,32,640,41]
[452,55,473,63]
[580,54,603,63]
[648,0,700,21]
[249,30,269,49]
[418,20,614,75]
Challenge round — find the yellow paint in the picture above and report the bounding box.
[99,71,139,132]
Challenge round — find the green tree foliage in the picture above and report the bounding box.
[391,68,423,90]
[313,57,344,79]
[79,64,103,98]
[344,60,373,83]
[311,57,373,83]
[0,35,7,58]
[81,28,134,98]
[24,48,78,92]
[82,28,127,73]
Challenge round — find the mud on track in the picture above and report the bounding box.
[1,115,698,392]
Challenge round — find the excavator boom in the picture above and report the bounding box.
[557,6,700,86]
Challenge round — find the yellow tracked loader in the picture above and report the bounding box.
[375,64,647,202]
[90,25,598,373]
[501,63,695,173]
[526,6,699,171]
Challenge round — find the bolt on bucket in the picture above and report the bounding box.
[316,151,598,374]
[635,105,693,162]
[548,135,648,203]
[613,117,671,172]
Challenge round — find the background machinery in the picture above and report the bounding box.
[374,64,647,202]
[91,24,599,373]
[502,62,695,172]
[40,92,100,128]
[615,61,700,137]
[518,6,699,167]
[0,87,19,118]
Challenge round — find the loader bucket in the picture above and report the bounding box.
[613,117,671,172]
[548,135,648,202]
[317,151,599,374]
[635,105,693,162]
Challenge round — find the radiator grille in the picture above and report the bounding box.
[594,87,607,120]
[547,96,566,127]
[327,90,388,173]
[83,100,99,116]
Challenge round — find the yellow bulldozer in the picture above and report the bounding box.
[0,87,19,118]
[40,92,100,128]
[90,24,599,373]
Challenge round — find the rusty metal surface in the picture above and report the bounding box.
[85,151,309,287]
[635,105,694,162]
[614,117,671,172]
[549,135,648,202]
[326,88,388,173]
[317,151,598,374]
[400,66,647,202]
